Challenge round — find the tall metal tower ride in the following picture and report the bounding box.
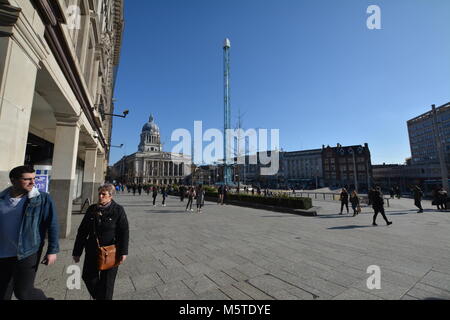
[223,38,232,185]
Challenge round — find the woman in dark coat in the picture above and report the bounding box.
[152,186,158,206]
[72,184,129,300]
[349,191,360,216]
[339,188,349,214]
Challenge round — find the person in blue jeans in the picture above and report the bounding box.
[161,186,168,207]
[0,166,59,300]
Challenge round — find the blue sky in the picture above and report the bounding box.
[110,0,450,165]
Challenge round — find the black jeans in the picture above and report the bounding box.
[152,196,157,205]
[0,250,48,300]
[340,201,349,213]
[82,251,119,300]
[414,199,423,211]
[373,207,389,224]
[186,197,193,210]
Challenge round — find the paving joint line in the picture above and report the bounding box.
[400,267,434,300]
[265,273,320,299]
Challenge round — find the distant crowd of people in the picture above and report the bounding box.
[337,183,450,227]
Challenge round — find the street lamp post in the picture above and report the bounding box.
[349,147,358,192]
[103,109,130,118]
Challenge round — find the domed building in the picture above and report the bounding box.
[112,115,191,185]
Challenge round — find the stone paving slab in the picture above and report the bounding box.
[32,194,450,300]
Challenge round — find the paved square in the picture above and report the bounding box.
[36,194,450,300]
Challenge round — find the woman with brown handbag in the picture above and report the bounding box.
[72,184,129,300]
[350,191,360,217]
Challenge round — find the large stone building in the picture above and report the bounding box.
[371,102,450,194]
[111,115,192,185]
[0,0,124,237]
[322,143,372,190]
[282,149,323,188]
[407,102,450,165]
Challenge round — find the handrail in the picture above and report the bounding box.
[80,198,91,214]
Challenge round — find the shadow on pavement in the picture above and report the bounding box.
[316,214,354,219]
[260,215,302,218]
[327,225,373,230]
[144,210,187,214]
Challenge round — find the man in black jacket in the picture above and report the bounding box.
[339,188,349,214]
[372,186,393,226]
[72,184,129,300]
[413,185,424,213]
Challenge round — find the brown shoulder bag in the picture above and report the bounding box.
[93,213,120,271]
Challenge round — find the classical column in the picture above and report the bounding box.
[94,152,106,200]
[81,146,97,204]
[0,4,47,188]
[49,115,81,238]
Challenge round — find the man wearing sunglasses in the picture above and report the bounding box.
[0,166,59,300]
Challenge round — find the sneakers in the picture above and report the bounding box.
[372,222,378,226]
[387,221,393,226]
[190,209,194,211]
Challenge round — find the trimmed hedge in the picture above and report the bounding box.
[205,192,312,210]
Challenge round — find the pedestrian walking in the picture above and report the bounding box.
[196,185,205,213]
[349,191,361,216]
[222,185,228,205]
[368,187,376,206]
[186,187,195,212]
[179,185,185,202]
[0,166,59,300]
[395,186,401,199]
[161,186,167,207]
[218,185,223,205]
[152,186,158,206]
[412,185,423,213]
[389,187,395,199]
[372,186,392,226]
[438,187,448,211]
[72,184,129,300]
[339,188,349,214]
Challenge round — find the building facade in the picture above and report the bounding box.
[372,163,444,195]
[0,0,124,237]
[111,115,192,185]
[322,143,372,190]
[407,102,450,165]
[282,149,323,188]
